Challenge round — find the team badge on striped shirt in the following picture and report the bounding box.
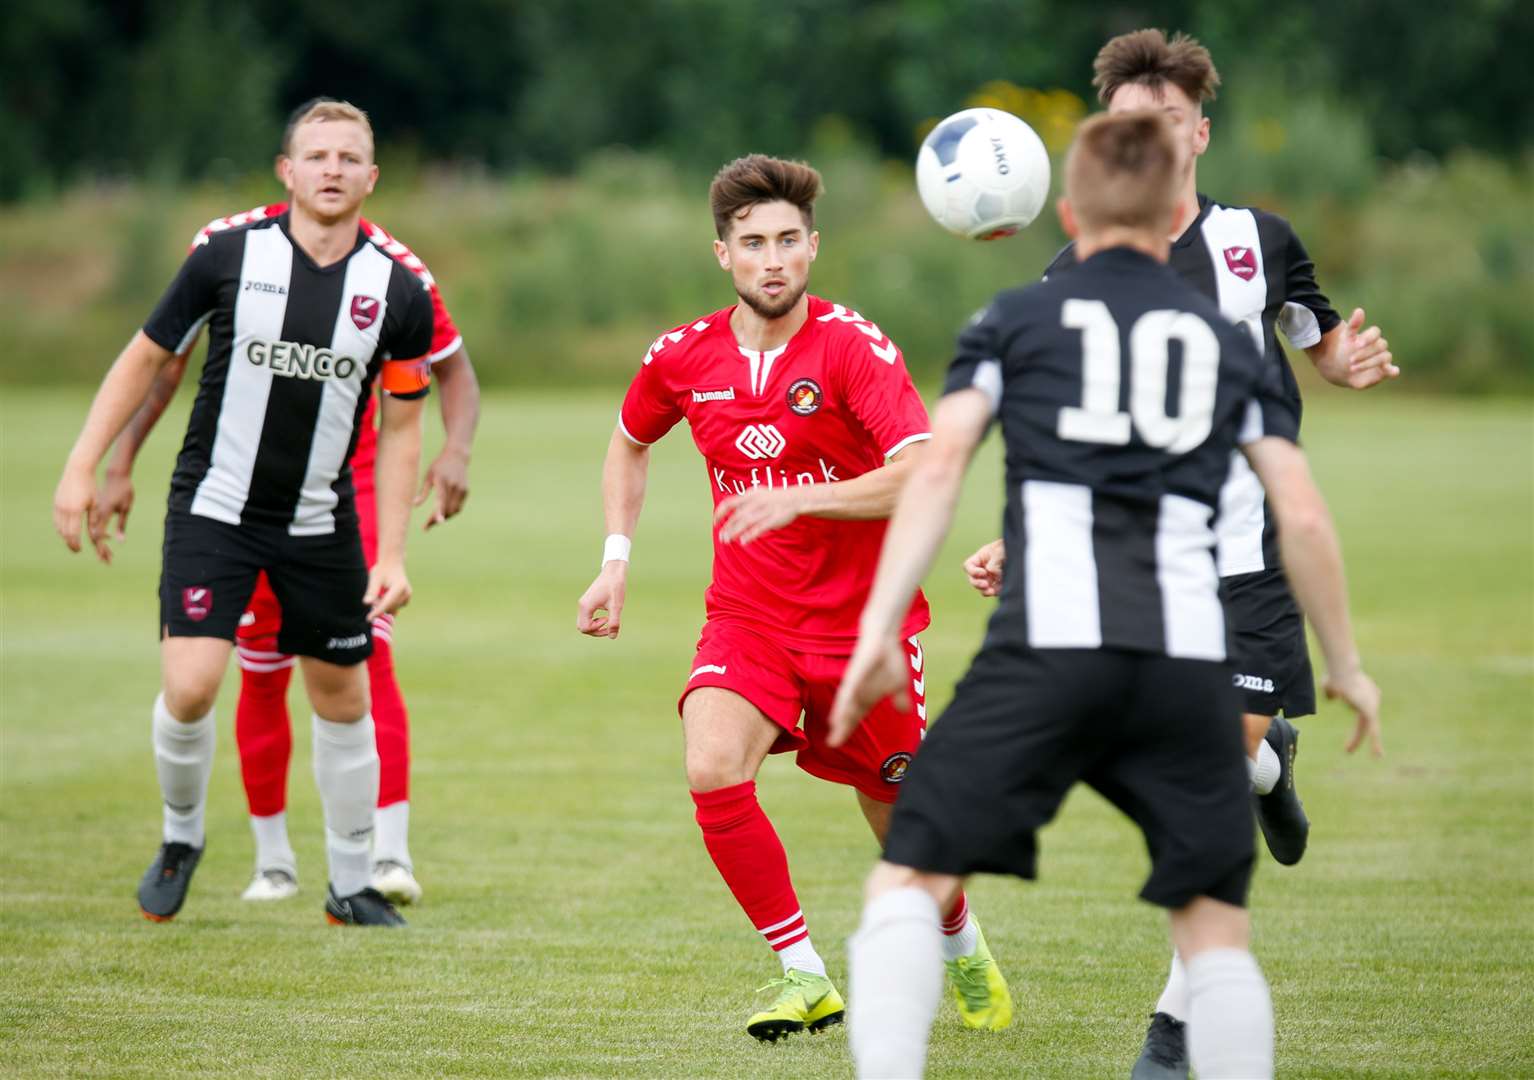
[350,295,380,330]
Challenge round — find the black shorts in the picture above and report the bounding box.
[883,645,1255,910]
[158,510,372,665]
[1221,568,1316,718]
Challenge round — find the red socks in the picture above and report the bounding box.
[692,781,808,951]
[942,891,970,936]
[368,619,410,807]
[235,641,294,817]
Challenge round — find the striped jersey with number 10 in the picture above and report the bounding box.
[142,211,435,536]
[947,246,1300,661]
[1045,195,1339,577]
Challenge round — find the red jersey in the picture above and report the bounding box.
[192,204,464,482]
[620,295,932,652]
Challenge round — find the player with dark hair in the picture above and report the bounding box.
[576,154,1012,1041]
[53,99,434,928]
[835,109,1381,1080]
[958,30,1398,1075]
[101,191,478,906]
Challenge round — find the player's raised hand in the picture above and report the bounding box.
[364,561,412,621]
[828,634,910,747]
[577,563,627,639]
[415,447,470,530]
[53,467,113,562]
[714,487,804,546]
[963,538,1006,597]
[1328,307,1398,390]
[1324,666,1383,757]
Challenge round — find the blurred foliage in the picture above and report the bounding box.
[3,109,1529,394]
[3,0,1529,392]
[3,0,1531,200]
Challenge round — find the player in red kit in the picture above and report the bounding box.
[101,190,479,907]
[576,155,1012,1041]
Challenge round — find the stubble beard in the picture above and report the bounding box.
[737,280,806,321]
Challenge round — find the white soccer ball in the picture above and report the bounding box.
[916,107,1052,240]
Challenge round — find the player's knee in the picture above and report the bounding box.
[1170,895,1251,958]
[310,677,370,723]
[684,750,753,793]
[864,860,920,901]
[163,680,219,721]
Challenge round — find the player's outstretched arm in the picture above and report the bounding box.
[415,345,481,530]
[1243,436,1382,756]
[367,392,426,620]
[714,440,928,545]
[577,425,651,640]
[962,538,1006,597]
[1307,307,1399,391]
[54,330,179,563]
[100,349,191,546]
[829,390,992,746]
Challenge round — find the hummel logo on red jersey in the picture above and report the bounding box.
[734,424,786,460]
[692,387,736,403]
[1223,246,1258,281]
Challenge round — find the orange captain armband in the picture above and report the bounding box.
[380,357,431,399]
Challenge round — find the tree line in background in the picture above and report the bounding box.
[4,0,1532,199]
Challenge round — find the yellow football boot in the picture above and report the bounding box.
[945,921,1013,1030]
[746,969,846,1042]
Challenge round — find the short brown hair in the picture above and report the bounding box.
[708,155,823,240]
[1065,111,1183,233]
[1092,29,1220,107]
[280,97,374,158]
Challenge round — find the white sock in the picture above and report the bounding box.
[311,713,379,897]
[1249,739,1282,796]
[776,936,827,977]
[373,801,412,869]
[152,694,215,846]
[1156,948,1191,1022]
[249,811,297,877]
[848,887,944,1079]
[1186,948,1274,1080]
[940,913,979,962]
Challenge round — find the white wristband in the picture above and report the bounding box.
[602,534,632,565]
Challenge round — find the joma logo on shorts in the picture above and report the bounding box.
[1233,673,1275,694]
[248,340,359,380]
[326,633,368,650]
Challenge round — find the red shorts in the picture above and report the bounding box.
[237,480,378,645]
[678,620,928,804]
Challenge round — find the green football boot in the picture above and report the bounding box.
[945,920,1014,1030]
[746,969,846,1042]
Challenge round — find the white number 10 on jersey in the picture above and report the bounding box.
[1057,299,1219,453]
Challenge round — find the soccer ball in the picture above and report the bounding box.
[916,108,1051,240]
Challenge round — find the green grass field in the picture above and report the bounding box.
[2,387,1531,1078]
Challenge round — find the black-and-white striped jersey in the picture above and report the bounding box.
[947,246,1299,661]
[143,212,434,536]
[1044,196,1338,577]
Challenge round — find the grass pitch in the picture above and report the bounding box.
[1,387,1530,1078]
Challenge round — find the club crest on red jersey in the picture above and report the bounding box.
[786,378,823,416]
[182,587,212,622]
[1222,246,1258,281]
[880,752,913,784]
[350,295,381,330]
